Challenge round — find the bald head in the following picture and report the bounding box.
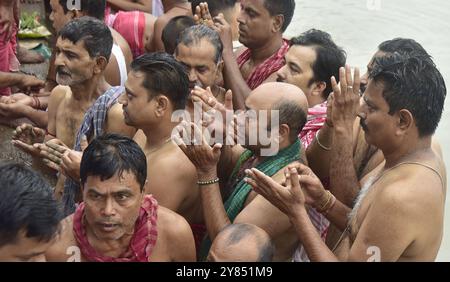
[246,82,309,113]
[207,224,274,262]
[245,82,309,143]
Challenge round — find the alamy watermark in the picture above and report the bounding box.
[66,0,81,10]
[171,102,281,156]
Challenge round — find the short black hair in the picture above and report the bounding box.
[80,133,147,191]
[369,52,446,137]
[0,163,62,247]
[176,25,223,63]
[291,29,347,99]
[162,16,195,55]
[131,52,189,110]
[59,16,113,62]
[58,0,106,20]
[378,38,430,57]
[222,223,274,262]
[190,0,237,16]
[263,0,295,32]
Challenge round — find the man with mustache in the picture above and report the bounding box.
[275,28,346,261]
[175,82,310,261]
[247,50,447,261]
[45,133,196,262]
[174,24,226,108]
[305,38,444,248]
[12,17,135,215]
[0,0,133,129]
[117,52,204,257]
[199,0,296,110]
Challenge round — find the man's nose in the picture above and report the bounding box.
[118,92,127,105]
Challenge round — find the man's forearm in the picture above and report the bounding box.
[198,169,231,241]
[329,126,361,207]
[222,50,251,110]
[22,107,48,128]
[291,208,339,262]
[0,72,23,88]
[322,199,351,231]
[306,123,333,180]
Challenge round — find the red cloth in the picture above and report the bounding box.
[73,195,159,262]
[299,102,328,148]
[236,39,290,90]
[106,11,146,58]
[190,223,207,259]
[0,22,19,96]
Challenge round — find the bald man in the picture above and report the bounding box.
[176,82,311,261]
[207,223,274,262]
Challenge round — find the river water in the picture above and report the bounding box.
[285,0,450,261]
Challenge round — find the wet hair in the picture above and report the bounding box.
[131,52,189,110]
[176,25,223,63]
[221,224,274,262]
[369,52,446,137]
[190,0,237,16]
[263,0,295,32]
[162,16,195,55]
[291,29,347,99]
[80,133,147,191]
[275,100,307,143]
[59,0,106,20]
[0,163,62,247]
[58,16,113,62]
[378,38,430,57]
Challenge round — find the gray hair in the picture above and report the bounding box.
[175,25,223,63]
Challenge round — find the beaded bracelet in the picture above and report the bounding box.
[197,178,220,186]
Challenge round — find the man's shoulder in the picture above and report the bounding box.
[376,162,445,212]
[157,206,192,238]
[50,85,70,101]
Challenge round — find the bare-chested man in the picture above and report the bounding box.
[117,52,206,253]
[0,0,134,129]
[152,0,192,52]
[174,25,226,107]
[197,0,295,109]
[12,17,134,215]
[247,52,447,261]
[0,162,62,262]
[45,133,196,262]
[49,0,132,88]
[175,82,310,261]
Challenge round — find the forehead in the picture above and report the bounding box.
[286,45,317,68]
[56,37,90,56]
[365,79,388,104]
[242,0,269,13]
[176,40,217,63]
[0,231,52,259]
[50,0,63,11]
[125,71,148,94]
[84,172,141,194]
